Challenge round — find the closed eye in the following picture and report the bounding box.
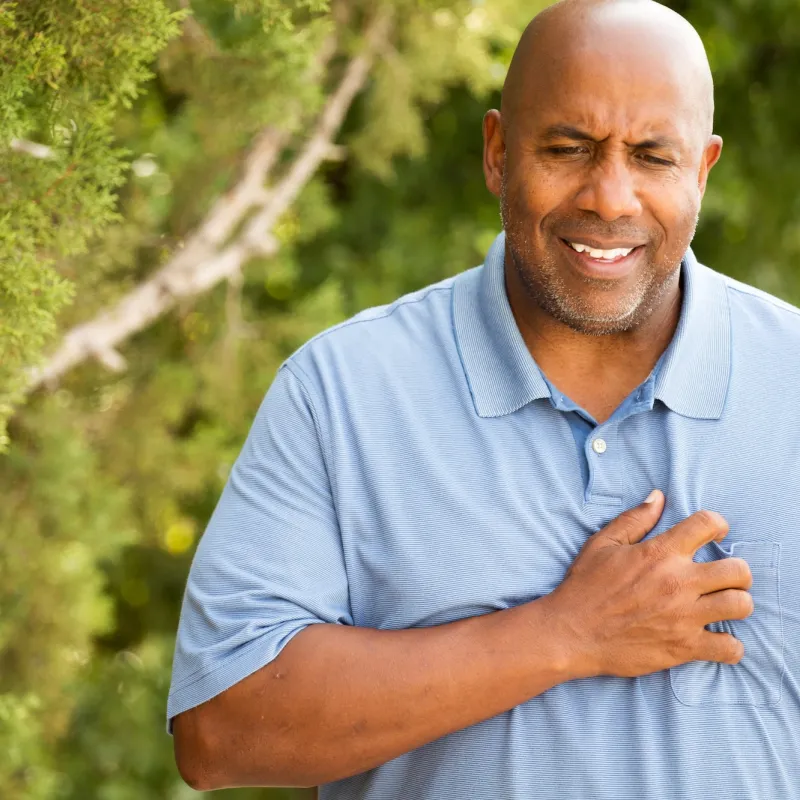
[547,145,588,156]
[638,153,674,167]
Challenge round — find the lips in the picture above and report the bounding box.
[565,241,634,261]
[558,237,644,279]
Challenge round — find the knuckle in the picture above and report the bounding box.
[621,506,645,524]
[736,591,755,618]
[665,630,690,658]
[610,517,637,540]
[694,509,728,534]
[704,634,739,665]
[731,557,753,589]
[644,535,669,560]
[611,507,647,536]
[684,633,706,661]
[660,570,683,597]
[727,637,745,664]
[692,509,715,528]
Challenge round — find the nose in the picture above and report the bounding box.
[575,156,643,221]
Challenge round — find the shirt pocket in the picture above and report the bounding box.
[669,540,785,707]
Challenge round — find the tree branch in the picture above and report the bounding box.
[26,11,391,392]
[10,139,55,159]
[177,0,219,55]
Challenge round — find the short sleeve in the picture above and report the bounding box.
[167,363,351,733]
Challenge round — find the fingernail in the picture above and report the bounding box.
[644,490,660,504]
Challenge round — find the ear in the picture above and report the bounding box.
[698,134,723,198]
[483,110,506,199]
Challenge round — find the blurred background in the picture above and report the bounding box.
[2,0,800,797]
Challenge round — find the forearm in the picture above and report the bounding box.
[176,595,580,789]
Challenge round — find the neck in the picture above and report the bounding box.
[504,255,682,423]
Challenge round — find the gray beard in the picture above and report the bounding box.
[499,176,695,336]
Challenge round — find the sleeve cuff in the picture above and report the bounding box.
[166,621,317,735]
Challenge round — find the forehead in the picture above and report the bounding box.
[510,23,705,147]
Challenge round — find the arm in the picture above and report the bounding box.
[173,592,573,790]
[168,361,578,789]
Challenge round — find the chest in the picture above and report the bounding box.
[331,400,800,631]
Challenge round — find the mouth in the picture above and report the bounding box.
[558,237,646,279]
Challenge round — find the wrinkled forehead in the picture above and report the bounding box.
[518,53,698,146]
[503,8,712,150]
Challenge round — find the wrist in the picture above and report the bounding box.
[536,591,600,682]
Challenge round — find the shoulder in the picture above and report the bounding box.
[708,266,800,376]
[724,276,800,318]
[284,272,466,399]
[723,272,800,329]
[299,274,457,353]
[692,254,800,330]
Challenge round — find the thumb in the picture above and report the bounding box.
[589,489,665,549]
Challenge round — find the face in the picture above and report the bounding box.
[484,29,722,336]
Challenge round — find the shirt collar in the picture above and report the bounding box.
[453,231,732,420]
[653,245,732,419]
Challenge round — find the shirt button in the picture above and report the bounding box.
[592,438,607,454]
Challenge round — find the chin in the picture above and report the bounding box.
[554,308,641,336]
[542,287,652,335]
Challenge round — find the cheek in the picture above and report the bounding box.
[650,183,701,245]
[511,154,571,210]
[515,177,569,229]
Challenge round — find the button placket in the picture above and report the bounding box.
[585,424,622,504]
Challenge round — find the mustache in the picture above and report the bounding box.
[552,219,652,242]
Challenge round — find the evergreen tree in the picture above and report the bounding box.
[0,0,183,452]
[1,2,540,796]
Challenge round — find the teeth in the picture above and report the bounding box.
[568,242,634,260]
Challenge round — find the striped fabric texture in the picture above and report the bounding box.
[169,232,800,799]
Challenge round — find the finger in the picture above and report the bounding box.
[693,630,745,665]
[660,510,729,557]
[695,589,754,627]
[588,489,665,549]
[694,557,753,594]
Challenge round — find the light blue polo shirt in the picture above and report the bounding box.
[169,232,800,800]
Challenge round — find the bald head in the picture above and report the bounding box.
[502,0,715,141]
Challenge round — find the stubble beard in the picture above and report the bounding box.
[500,174,696,336]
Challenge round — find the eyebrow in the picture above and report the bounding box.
[541,125,681,150]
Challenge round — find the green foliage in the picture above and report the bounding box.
[234,0,330,25]
[50,636,316,799]
[0,693,59,798]
[5,0,800,797]
[670,0,800,301]
[0,0,183,451]
[0,397,137,798]
[1,2,543,796]
[351,0,524,175]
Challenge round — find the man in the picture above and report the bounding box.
[169,1,799,797]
